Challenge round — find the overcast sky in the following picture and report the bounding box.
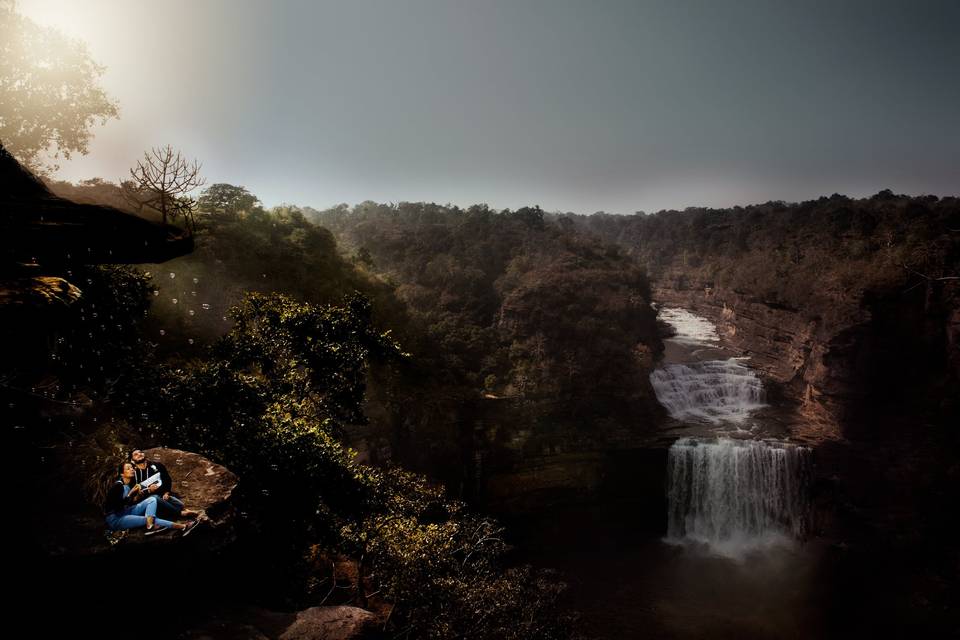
[19,0,960,214]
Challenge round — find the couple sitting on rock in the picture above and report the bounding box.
[103,449,200,537]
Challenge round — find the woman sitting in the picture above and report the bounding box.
[104,461,197,536]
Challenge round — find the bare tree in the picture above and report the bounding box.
[124,145,205,229]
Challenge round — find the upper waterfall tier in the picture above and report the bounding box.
[652,306,767,424]
[650,359,766,424]
[658,306,720,347]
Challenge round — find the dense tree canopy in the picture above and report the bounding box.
[572,192,960,318]
[121,292,577,639]
[0,1,118,171]
[197,182,261,220]
[46,178,665,496]
[311,201,659,401]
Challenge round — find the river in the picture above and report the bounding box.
[509,306,831,638]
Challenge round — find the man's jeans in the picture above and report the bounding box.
[105,496,176,531]
[156,494,185,520]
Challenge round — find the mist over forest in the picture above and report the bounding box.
[3,1,958,638]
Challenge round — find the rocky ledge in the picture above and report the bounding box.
[40,447,238,556]
[652,284,843,438]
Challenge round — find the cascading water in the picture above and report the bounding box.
[656,307,721,346]
[650,307,766,424]
[650,359,766,424]
[653,308,809,555]
[666,437,811,555]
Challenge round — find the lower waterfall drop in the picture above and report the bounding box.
[666,437,812,555]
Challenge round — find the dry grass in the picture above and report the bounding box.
[60,421,140,507]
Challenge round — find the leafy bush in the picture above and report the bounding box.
[124,291,579,639]
[51,265,152,390]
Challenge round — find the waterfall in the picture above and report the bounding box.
[658,307,720,346]
[650,359,766,424]
[666,438,811,555]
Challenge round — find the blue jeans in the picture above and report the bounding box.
[105,496,176,531]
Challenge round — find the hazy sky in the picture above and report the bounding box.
[19,0,960,213]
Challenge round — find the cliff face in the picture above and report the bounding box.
[572,196,960,602]
[573,193,960,445]
[652,274,959,444]
[653,283,830,430]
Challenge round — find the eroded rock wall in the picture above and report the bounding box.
[653,277,959,444]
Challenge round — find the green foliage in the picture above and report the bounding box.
[45,177,136,212]
[0,2,119,172]
[219,291,407,425]
[197,183,261,220]
[346,508,576,639]
[52,265,152,390]
[312,201,659,400]
[134,291,403,506]
[73,420,140,507]
[46,179,662,490]
[304,201,663,494]
[576,194,960,322]
[125,291,577,638]
[137,200,408,355]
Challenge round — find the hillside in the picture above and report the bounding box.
[569,192,960,437]
[45,182,666,507]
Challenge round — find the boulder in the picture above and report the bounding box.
[140,446,238,535]
[277,607,378,640]
[39,447,237,556]
[0,275,81,307]
[184,606,380,640]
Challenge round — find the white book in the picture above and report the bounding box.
[140,472,162,490]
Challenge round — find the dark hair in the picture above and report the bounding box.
[117,460,133,480]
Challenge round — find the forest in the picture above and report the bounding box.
[4,2,959,638]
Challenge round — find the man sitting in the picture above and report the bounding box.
[104,461,197,537]
[130,449,199,520]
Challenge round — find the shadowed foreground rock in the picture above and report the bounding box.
[1,141,195,396]
[0,144,194,267]
[184,606,380,640]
